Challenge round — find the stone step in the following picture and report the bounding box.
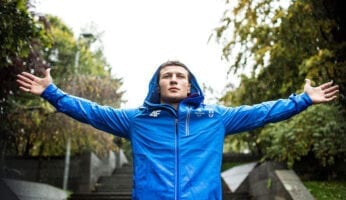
[98,180,132,186]
[71,192,250,200]
[113,166,133,174]
[95,184,132,192]
[96,187,132,193]
[98,177,132,184]
[95,165,133,193]
[99,174,132,180]
[97,176,132,185]
[223,192,251,200]
[70,192,132,200]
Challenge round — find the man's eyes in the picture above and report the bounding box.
[162,74,187,79]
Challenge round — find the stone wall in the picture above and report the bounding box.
[2,150,128,193]
[247,161,287,200]
[1,178,68,200]
[222,161,315,200]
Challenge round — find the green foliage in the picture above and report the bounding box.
[61,75,124,107]
[46,15,110,81]
[221,161,246,171]
[18,75,124,157]
[1,0,53,159]
[215,0,345,171]
[0,0,53,67]
[45,15,76,78]
[1,1,125,158]
[304,181,346,200]
[214,0,345,99]
[260,104,345,168]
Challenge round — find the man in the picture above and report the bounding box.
[17,60,339,200]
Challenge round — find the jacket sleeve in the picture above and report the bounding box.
[221,93,313,135]
[41,84,132,139]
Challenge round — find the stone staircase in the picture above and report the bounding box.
[70,165,133,200]
[70,164,250,200]
[95,165,133,193]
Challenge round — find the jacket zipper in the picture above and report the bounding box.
[185,106,191,136]
[174,118,179,200]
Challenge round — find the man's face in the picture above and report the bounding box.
[159,65,191,105]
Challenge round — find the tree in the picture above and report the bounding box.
[260,104,345,169]
[36,16,125,157]
[30,75,124,157]
[0,0,53,159]
[215,0,344,99]
[18,16,125,157]
[214,0,345,170]
[1,1,125,158]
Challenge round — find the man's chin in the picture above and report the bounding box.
[161,96,185,104]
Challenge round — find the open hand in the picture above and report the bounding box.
[16,68,53,95]
[304,79,339,104]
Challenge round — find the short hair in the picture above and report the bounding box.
[158,60,191,83]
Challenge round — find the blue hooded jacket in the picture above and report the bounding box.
[41,65,312,200]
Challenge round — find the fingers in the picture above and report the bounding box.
[16,72,39,93]
[324,84,339,94]
[20,71,37,81]
[16,77,33,92]
[16,78,31,87]
[16,74,33,84]
[19,86,31,93]
[321,82,339,103]
[324,85,339,98]
[319,80,334,90]
[325,95,338,102]
[321,81,339,97]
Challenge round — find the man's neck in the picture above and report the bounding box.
[161,101,179,110]
[171,103,178,110]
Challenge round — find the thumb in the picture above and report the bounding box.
[304,79,312,93]
[45,68,51,78]
[44,68,53,85]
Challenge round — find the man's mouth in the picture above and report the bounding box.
[169,87,179,91]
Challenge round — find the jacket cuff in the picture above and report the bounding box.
[41,84,67,107]
[289,92,313,112]
[300,92,313,105]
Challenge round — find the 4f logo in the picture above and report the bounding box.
[149,110,161,117]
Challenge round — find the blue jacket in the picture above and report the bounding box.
[41,66,312,200]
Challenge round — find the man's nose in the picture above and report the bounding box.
[170,79,178,85]
[170,75,178,84]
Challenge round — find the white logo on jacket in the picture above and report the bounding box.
[208,109,214,118]
[149,110,161,117]
[193,108,214,118]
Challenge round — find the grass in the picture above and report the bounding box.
[303,181,346,200]
[221,162,246,171]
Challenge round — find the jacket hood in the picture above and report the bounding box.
[143,63,204,107]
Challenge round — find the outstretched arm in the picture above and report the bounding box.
[16,68,52,95]
[16,68,131,138]
[304,79,339,104]
[223,79,339,134]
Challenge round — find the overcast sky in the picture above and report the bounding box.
[34,0,234,108]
